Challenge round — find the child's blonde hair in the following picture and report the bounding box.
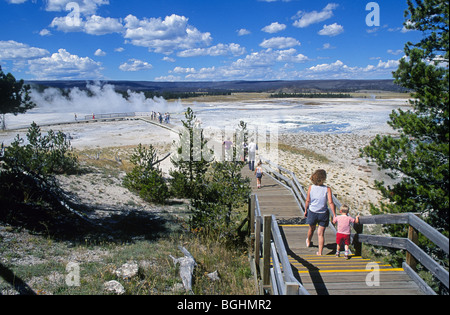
[340,205,350,214]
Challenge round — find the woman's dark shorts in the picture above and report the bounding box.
[306,210,329,228]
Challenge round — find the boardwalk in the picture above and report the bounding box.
[242,167,424,295]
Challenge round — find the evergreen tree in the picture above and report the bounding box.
[0,66,36,130]
[189,122,251,240]
[1,123,79,220]
[170,107,213,198]
[361,0,448,290]
[123,144,169,204]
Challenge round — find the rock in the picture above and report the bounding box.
[115,261,139,280]
[207,270,220,282]
[104,280,125,295]
[172,283,185,293]
[138,260,156,273]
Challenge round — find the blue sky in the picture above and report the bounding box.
[0,0,421,81]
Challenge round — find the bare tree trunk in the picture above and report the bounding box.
[169,246,197,293]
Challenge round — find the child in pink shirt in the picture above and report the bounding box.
[333,205,359,259]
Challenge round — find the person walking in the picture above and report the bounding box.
[333,205,359,259]
[247,139,257,171]
[304,169,336,256]
[255,161,263,189]
[223,137,233,162]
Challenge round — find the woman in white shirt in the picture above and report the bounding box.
[304,169,337,256]
[247,139,257,171]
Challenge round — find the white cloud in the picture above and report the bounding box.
[94,49,106,56]
[318,23,344,36]
[308,60,346,72]
[237,29,251,36]
[275,48,309,63]
[302,58,399,79]
[172,67,196,74]
[177,56,399,81]
[50,16,83,32]
[177,43,246,57]
[387,49,404,56]
[0,40,49,60]
[27,48,103,79]
[39,29,52,36]
[262,22,286,34]
[84,15,123,35]
[321,43,335,50]
[376,59,400,69]
[45,0,109,15]
[401,21,416,33]
[178,48,309,81]
[6,0,28,4]
[293,3,338,28]
[123,14,212,55]
[119,59,153,72]
[162,56,176,62]
[50,14,123,35]
[260,37,300,49]
[155,74,182,82]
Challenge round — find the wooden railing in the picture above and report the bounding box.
[354,213,449,294]
[248,194,310,295]
[83,112,138,120]
[254,158,448,295]
[259,158,308,216]
[260,158,340,234]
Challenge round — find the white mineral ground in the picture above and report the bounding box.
[0,95,411,217]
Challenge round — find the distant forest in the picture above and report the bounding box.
[270,92,353,98]
[27,79,410,95]
[117,90,231,100]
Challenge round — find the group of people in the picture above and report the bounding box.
[253,163,359,258]
[220,137,259,167]
[150,111,171,124]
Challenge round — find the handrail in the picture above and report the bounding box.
[83,112,137,120]
[259,157,306,216]
[249,193,309,295]
[356,213,449,292]
[254,158,448,295]
[259,157,338,234]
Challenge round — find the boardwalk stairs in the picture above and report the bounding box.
[243,160,449,295]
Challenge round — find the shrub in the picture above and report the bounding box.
[123,144,169,205]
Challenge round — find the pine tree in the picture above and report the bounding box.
[361,0,448,290]
[0,66,36,130]
[170,107,213,198]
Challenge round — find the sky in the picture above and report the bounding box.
[0,0,422,82]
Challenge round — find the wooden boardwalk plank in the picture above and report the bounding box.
[242,167,424,295]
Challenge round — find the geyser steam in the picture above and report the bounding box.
[29,82,184,115]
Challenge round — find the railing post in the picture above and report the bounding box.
[353,222,363,257]
[262,215,272,287]
[285,282,300,295]
[249,195,256,235]
[254,216,262,271]
[406,221,419,271]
